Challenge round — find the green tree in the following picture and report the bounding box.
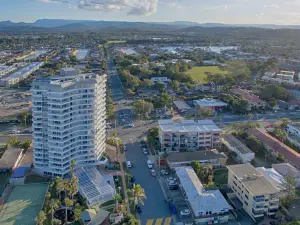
[196,107,213,118]
[280,221,300,225]
[128,184,146,207]
[52,218,61,225]
[281,174,298,207]
[20,140,32,151]
[48,199,60,223]
[35,211,46,225]
[55,177,65,200]
[280,118,290,128]
[245,135,263,152]
[132,100,154,116]
[74,203,82,221]
[160,92,173,106]
[7,135,20,148]
[272,128,286,142]
[170,80,180,90]
[153,82,165,91]
[142,78,154,87]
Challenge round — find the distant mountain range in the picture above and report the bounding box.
[1,19,300,33]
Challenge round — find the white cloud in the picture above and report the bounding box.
[39,0,159,15]
[205,5,228,11]
[264,4,279,8]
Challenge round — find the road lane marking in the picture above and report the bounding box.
[146,219,154,225]
[164,217,172,225]
[155,218,163,225]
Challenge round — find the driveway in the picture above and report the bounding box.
[125,142,173,225]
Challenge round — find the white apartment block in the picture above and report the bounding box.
[31,73,107,177]
[158,120,221,152]
[276,70,295,81]
[227,164,280,221]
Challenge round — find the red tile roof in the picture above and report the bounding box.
[232,88,264,104]
[249,128,300,168]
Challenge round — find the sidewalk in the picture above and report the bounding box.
[118,151,130,215]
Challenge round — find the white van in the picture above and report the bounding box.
[147,160,153,169]
[127,161,132,168]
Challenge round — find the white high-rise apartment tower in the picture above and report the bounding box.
[31,73,107,177]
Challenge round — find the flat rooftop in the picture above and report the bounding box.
[175,167,231,217]
[167,149,227,163]
[173,100,190,110]
[222,134,253,154]
[0,148,23,169]
[0,183,48,225]
[193,98,227,107]
[227,164,279,196]
[159,119,220,132]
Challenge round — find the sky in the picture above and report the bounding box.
[1,0,300,25]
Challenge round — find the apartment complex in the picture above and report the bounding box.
[175,167,231,224]
[232,88,267,109]
[158,119,221,152]
[0,62,44,86]
[31,73,107,177]
[249,128,300,169]
[276,70,295,81]
[227,164,280,221]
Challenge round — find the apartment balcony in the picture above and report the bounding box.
[269,198,279,203]
[268,204,279,209]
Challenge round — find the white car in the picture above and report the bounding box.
[127,161,132,168]
[143,148,148,155]
[147,160,153,169]
[161,169,169,175]
[150,169,156,176]
[167,177,176,183]
[180,209,191,216]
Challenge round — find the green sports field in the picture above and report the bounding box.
[0,183,48,225]
[185,66,228,83]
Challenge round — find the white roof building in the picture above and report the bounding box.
[256,167,286,193]
[175,167,231,220]
[272,163,300,187]
[150,77,169,82]
[194,98,228,108]
[159,119,221,133]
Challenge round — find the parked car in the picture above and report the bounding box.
[127,161,132,168]
[161,169,169,175]
[150,169,156,176]
[167,177,176,183]
[169,202,177,214]
[168,183,178,190]
[143,148,148,155]
[128,123,134,127]
[180,209,191,216]
[147,160,153,169]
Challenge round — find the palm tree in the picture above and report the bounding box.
[48,199,60,223]
[64,197,73,223]
[128,184,146,207]
[52,218,61,225]
[35,211,46,225]
[55,177,65,200]
[69,176,79,201]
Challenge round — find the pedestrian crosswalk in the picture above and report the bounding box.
[145,217,173,225]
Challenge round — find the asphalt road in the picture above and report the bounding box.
[125,142,172,225]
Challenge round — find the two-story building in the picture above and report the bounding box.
[158,119,221,152]
[227,164,280,221]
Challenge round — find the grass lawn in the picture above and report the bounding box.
[214,168,228,186]
[185,66,228,83]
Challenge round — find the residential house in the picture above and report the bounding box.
[272,163,300,187]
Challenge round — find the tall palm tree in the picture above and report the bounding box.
[128,184,146,207]
[69,176,79,201]
[55,177,64,200]
[35,211,46,225]
[48,199,60,223]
